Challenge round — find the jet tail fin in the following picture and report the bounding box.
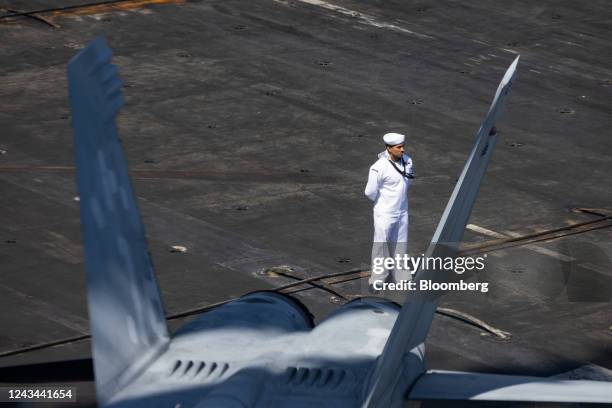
[68,37,169,405]
[432,55,519,245]
[362,56,519,407]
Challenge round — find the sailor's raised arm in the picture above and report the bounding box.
[364,166,381,201]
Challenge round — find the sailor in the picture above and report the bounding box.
[364,132,414,291]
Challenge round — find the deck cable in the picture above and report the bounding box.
[3,210,609,357]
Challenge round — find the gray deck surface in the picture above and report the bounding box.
[1,0,611,406]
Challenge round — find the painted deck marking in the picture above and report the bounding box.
[466,224,575,262]
[275,0,434,39]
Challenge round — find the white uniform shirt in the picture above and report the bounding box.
[364,151,413,214]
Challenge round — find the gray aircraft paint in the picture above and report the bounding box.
[362,56,519,408]
[68,38,612,407]
[68,38,170,405]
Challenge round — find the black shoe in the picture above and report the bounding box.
[368,284,382,295]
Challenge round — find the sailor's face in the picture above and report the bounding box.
[387,144,404,160]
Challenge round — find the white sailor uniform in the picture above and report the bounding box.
[364,150,413,285]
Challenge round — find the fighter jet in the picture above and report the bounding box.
[66,37,612,407]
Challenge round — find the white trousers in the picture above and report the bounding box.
[370,210,410,284]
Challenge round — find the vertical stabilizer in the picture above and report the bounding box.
[68,38,169,405]
[362,56,519,407]
[432,56,519,245]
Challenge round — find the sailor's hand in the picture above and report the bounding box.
[489,126,498,136]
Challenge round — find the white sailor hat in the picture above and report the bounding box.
[383,132,405,146]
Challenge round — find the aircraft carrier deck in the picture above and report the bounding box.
[1,0,611,406]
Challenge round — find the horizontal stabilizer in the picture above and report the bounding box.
[68,37,169,405]
[409,370,612,403]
